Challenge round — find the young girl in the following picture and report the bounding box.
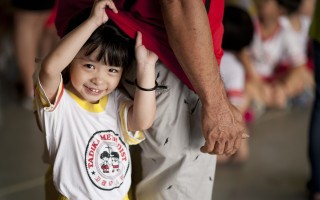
[34,0,158,199]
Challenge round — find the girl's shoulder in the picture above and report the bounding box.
[279,16,291,29]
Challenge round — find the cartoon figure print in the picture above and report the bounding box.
[100,151,110,173]
[99,145,120,174]
[86,130,129,190]
[111,152,120,172]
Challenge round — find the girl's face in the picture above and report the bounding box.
[68,47,123,103]
[256,0,281,20]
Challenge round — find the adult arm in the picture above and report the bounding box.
[159,0,248,155]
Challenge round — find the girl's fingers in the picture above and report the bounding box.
[105,0,118,13]
[135,31,142,48]
[96,0,118,13]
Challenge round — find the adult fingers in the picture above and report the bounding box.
[230,136,242,155]
[200,139,215,154]
[242,132,250,139]
[224,140,235,156]
[215,139,226,155]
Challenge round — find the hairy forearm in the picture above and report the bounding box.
[159,0,248,154]
[159,0,226,107]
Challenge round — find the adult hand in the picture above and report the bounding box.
[158,0,248,155]
[200,98,249,155]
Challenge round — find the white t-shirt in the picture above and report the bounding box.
[279,15,311,65]
[35,78,144,200]
[250,18,306,77]
[220,51,245,106]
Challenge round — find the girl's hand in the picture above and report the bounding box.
[90,0,118,27]
[135,31,158,67]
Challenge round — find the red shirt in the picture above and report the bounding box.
[55,0,224,90]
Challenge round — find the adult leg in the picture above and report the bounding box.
[13,9,50,101]
[309,40,320,200]
[40,24,59,59]
[40,6,59,59]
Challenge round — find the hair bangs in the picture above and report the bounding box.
[82,23,134,68]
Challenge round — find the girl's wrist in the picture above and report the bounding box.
[86,18,102,29]
[136,61,157,69]
[135,80,158,91]
[136,64,156,76]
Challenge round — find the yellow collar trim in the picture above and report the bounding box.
[66,90,108,113]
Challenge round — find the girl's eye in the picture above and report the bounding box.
[109,68,119,73]
[84,64,94,69]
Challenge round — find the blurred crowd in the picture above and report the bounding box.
[218,0,315,165]
[0,0,318,199]
[219,1,319,199]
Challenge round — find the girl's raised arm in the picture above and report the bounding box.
[127,32,158,131]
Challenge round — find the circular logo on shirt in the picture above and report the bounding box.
[85,130,129,190]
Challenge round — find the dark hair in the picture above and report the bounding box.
[62,7,134,84]
[276,0,302,15]
[222,5,254,52]
[83,23,134,68]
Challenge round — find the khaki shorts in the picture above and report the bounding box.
[122,62,217,200]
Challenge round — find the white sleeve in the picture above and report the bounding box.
[220,53,245,106]
[34,75,64,112]
[282,27,307,67]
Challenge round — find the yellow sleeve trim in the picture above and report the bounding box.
[35,76,64,111]
[120,102,145,145]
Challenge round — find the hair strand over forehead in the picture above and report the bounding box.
[82,23,134,68]
[62,7,135,84]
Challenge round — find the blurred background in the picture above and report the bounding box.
[0,0,318,199]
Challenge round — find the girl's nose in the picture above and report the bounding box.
[91,75,104,85]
